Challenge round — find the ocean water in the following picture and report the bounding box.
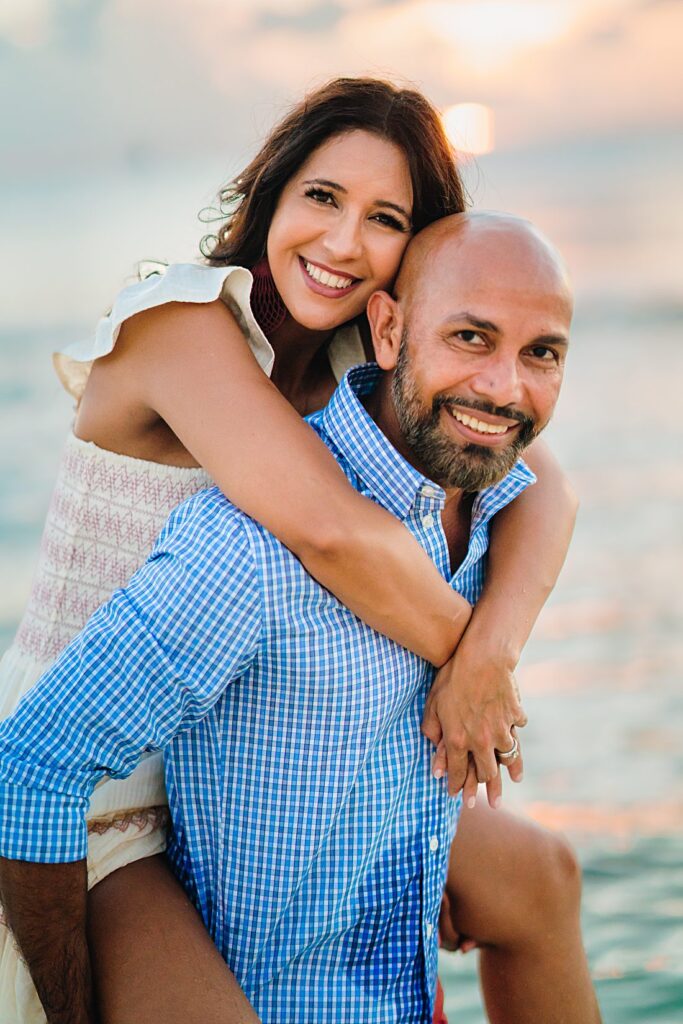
[1,305,682,1021]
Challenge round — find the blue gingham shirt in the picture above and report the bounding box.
[0,364,534,1023]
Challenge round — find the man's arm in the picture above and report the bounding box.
[0,859,94,1024]
[0,492,262,1024]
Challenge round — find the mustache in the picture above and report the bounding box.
[433,394,535,431]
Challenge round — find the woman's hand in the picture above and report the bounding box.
[421,632,526,804]
[438,885,478,955]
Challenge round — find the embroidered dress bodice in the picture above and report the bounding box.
[13,436,211,664]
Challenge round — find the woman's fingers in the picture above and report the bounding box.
[462,757,479,810]
[432,740,447,780]
[495,727,524,779]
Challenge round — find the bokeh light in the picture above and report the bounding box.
[442,102,494,155]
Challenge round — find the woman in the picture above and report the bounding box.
[0,78,588,1024]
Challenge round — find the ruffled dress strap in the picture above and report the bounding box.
[53,263,366,401]
[52,264,275,401]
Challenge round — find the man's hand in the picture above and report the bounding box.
[421,639,527,804]
[0,857,96,1024]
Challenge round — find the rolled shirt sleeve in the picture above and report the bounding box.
[0,489,262,862]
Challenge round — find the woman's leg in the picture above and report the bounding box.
[87,855,260,1024]
[442,802,601,1024]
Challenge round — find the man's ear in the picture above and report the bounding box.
[366,291,404,370]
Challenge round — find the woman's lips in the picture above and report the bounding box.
[298,256,361,298]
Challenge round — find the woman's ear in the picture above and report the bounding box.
[366,291,404,370]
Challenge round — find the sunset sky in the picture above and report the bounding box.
[1,0,681,322]
[2,0,680,166]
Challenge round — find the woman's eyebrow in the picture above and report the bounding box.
[302,178,411,220]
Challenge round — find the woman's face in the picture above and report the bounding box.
[267,129,414,332]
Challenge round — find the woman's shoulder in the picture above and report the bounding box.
[53,263,275,401]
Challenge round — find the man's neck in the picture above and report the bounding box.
[363,374,473,572]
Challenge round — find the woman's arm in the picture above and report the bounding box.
[79,300,471,665]
[468,438,578,662]
[422,438,578,799]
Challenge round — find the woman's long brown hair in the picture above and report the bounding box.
[202,77,466,269]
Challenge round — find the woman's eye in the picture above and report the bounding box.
[304,187,335,205]
[371,212,409,233]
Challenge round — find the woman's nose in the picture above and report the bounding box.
[322,212,363,263]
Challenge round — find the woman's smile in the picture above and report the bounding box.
[298,256,361,297]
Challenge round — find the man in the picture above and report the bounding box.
[0,213,578,1023]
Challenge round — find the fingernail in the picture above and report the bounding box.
[494,796,502,809]
[467,796,476,809]
[433,768,444,780]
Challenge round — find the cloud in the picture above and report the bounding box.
[1,0,680,181]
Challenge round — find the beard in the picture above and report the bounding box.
[391,330,538,492]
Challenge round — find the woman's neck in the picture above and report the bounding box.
[267,315,336,415]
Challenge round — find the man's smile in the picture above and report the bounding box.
[442,405,522,447]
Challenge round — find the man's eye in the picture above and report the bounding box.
[304,187,335,205]
[529,345,558,362]
[456,330,483,344]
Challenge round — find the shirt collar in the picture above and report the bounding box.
[318,364,536,524]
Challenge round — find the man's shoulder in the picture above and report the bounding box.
[152,485,258,564]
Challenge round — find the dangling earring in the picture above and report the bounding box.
[250,257,287,337]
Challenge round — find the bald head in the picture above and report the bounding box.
[365,210,572,493]
[395,211,573,324]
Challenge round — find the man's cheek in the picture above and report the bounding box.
[530,377,562,432]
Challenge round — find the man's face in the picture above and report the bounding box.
[387,223,572,492]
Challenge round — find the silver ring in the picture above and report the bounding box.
[496,737,520,762]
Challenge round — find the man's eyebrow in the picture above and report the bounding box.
[302,179,412,220]
[443,312,501,333]
[443,312,570,346]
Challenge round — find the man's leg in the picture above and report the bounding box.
[87,855,260,1024]
[442,801,601,1024]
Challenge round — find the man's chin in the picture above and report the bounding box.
[435,440,525,492]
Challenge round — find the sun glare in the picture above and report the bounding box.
[443,103,494,156]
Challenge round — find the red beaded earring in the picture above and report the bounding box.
[250,258,287,337]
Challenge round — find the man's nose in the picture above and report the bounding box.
[322,212,363,263]
[469,353,524,410]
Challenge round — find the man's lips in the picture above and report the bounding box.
[298,256,361,298]
[442,405,522,446]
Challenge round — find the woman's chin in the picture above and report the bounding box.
[287,300,363,335]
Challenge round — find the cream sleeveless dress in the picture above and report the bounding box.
[0,263,365,1023]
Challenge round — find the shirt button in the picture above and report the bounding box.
[422,485,439,499]
[429,835,439,853]
[421,513,435,528]
[426,922,434,938]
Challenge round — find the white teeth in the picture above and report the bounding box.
[304,260,354,289]
[451,409,511,435]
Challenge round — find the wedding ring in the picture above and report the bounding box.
[496,737,520,762]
